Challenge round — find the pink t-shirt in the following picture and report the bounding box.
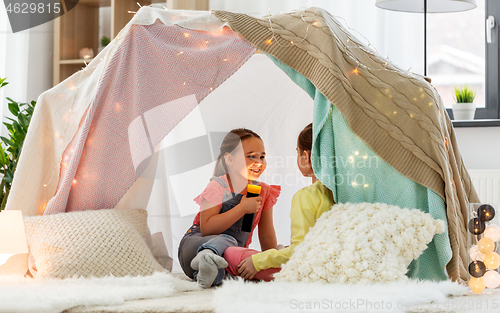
[192,175,281,248]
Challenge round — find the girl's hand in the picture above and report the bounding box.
[238,256,258,280]
[239,195,262,214]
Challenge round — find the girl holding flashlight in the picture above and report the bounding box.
[178,128,280,288]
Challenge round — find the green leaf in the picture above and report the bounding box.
[3,122,14,133]
[13,120,21,132]
[453,85,476,103]
[0,136,14,147]
[18,114,28,128]
[8,102,19,116]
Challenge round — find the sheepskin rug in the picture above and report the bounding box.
[0,272,199,313]
[213,279,471,313]
[275,202,446,283]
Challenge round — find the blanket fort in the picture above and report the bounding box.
[6,6,478,282]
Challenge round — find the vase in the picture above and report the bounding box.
[452,103,476,120]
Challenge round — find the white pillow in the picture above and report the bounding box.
[24,209,166,279]
[275,202,446,283]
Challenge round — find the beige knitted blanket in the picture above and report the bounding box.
[213,7,479,282]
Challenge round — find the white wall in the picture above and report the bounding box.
[455,127,500,170]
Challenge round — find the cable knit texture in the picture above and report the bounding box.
[214,7,479,282]
[24,209,165,279]
[275,202,446,283]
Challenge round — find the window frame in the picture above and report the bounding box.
[447,0,500,121]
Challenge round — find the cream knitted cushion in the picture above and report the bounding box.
[275,202,446,284]
[24,209,165,279]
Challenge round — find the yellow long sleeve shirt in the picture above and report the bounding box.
[252,180,334,271]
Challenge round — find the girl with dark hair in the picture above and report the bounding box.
[223,123,335,281]
[178,128,281,287]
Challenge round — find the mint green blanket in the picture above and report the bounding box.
[270,56,451,281]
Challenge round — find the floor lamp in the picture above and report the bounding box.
[376,0,477,76]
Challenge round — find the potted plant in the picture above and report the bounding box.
[99,36,111,53]
[0,78,36,211]
[452,86,476,120]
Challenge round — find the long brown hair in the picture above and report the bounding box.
[297,123,313,152]
[213,128,262,177]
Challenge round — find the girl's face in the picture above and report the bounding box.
[296,143,312,177]
[226,137,266,181]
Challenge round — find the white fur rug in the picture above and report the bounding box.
[213,279,472,313]
[0,272,199,313]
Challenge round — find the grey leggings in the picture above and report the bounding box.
[178,224,238,285]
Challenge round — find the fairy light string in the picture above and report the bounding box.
[58,4,453,198]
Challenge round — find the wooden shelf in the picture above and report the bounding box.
[80,0,112,6]
[59,59,95,64]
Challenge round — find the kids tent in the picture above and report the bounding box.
[6,6,478,282]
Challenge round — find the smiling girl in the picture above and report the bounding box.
[177,128,281,288]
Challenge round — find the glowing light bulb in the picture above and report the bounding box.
[468,218,486,235]
[469,277,485,294]
[353,68,359,74]
[363,184,369,188]
[484,252,500,270]
[478,204,496,222]
[469,260,487,278]
[290,41,294,45]
[351,182,357,187]
[183,33,190,38]
[478,237,495,255]
[265,39,272,45]
[72,179,77,185]
[469,245,485,262]
[354,151,359,156]
[483,271,500,289]
[484,224,500,242]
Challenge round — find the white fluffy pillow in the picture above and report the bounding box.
[24,209,166,279]
[275,202,446,284]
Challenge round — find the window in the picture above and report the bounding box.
[429,0,499,120]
